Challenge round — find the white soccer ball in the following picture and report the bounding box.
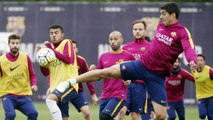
[36,48,56,67]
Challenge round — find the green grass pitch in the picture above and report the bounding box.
[0,102,199,120]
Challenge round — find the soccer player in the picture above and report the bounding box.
[0,34,38,120]
[95,31,135,120]
[55,3,198,120]
[39,25,79,120]
[192,54,213,120]
[117,19,151,120]
[165,58,194,120]
[69,40,98,120]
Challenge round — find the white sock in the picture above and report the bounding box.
[46,99,62,120]
[69,78,77,85]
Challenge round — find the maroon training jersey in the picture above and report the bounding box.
[98,50,135,100]
[141,22,197,76]
[165,68,194,102]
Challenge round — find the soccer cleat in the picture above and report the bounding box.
[56,81,70,93]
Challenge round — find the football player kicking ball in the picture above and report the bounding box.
[50,3,198,120]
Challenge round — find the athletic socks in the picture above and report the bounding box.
[46,99,62,120]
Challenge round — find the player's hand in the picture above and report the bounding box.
[123,80,131,86]
[36,46,42,52]
[44,41,53,49]
[31,85,38,92]
[189,61,197,72]
[91,94,99,105]
[89,64,96,71]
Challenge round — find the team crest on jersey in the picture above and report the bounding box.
[6,16,26,37]
[171,32,177,37]
[177,74,182,79]
[140,47,146,51]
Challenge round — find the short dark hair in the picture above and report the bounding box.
[49,25,64,33]
[8,34,21,44]
[132,19,147,30]
[197,54,205,60]
[72,40,78,47]
[160,3,180,19]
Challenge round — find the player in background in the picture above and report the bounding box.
[117,19,151,120]
[191,54,213,120]
[0,34,38,120]
[88,31,135,120]
[39,25,79,120]
[165,58,194,120]
[67,40,98,120]
[53,3,198,120]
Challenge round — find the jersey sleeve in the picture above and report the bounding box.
[180,28,197,64]
[182,69,194,82]
[51,40,75,64]
[86,82,96,95]
[97,55,103,69]
[27,55,37,86]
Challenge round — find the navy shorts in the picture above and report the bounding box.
[2,95,38,119]
[99,98,125,118]
[120,60,167,106]
[198,96,213,119]
[126,83,148,113]
[57,91,88,118]
[167,100,185,120]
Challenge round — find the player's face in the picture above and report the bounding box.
[160,9,173,26]
[173,59,180,69]
[49,28,64,44]
[73,43,78,53]
[197,56,205,68]
[132,23,146,39]
[109,34,123,51]
[9,39,20,55]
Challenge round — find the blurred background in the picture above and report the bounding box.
[0,0,212,106]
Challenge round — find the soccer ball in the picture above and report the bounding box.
[36,48,56,67]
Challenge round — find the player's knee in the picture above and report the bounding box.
[155,112,167,120]
[131,113,139,120]
[5,111,16,120]
[82,109,90,118]
[100,113,114,120]
[100,69,113,78]
[27,110,38,120]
